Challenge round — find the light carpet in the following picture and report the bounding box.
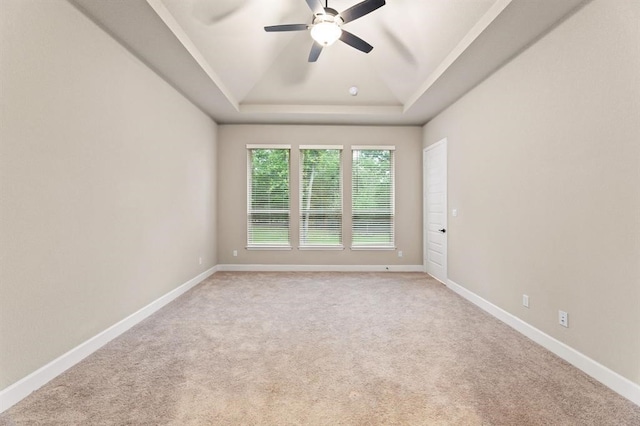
[1,272,639,425]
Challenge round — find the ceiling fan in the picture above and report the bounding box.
[264,0,386,62]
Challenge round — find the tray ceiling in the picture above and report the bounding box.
[71,0,588,125]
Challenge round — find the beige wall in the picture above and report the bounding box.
[0,1,218,389]
[423,0,640,385]
[217,125,422,267]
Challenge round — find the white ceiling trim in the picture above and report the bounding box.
[145,0,240,111]
[147,0,512,120]
[240,104,403,116]
[403,0,513,112]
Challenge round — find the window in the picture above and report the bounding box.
[299,146,343,248]
[247,145,291,248]
[351,146,395,248]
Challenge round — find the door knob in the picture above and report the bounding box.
[439,228,446,233]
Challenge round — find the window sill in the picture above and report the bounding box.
[298,245,345,251]
[350,246,397,251]
[246,246,293,251]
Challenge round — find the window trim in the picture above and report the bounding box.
[246,145,292,249]
[300,144,344,150]
[350,246,397,251]
[351,145,396,151]
[246,144,291,150]
[298,246,345,251]
[298,146,344,250]
[350,146,396,250]
[246,246,293,251]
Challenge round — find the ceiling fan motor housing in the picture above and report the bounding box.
[312,8,344,28]
[316,7,340,19]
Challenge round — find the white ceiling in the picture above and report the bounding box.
[71,0,588,125]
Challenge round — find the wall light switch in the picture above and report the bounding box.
[452,209,458,217]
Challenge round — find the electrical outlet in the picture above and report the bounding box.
[398,250,403,258]
[522,294,529,308]
[233,250,238,257]
[198,257,202,265]
[559,310,568,327]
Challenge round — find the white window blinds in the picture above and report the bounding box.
[247,146,290,247]
[351,147,395,248]
[299,147,343,248]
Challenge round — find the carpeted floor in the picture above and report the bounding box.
[1,272,639,425]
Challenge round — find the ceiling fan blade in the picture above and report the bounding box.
[339,30,373,53]
[264,24,309,32]
[340,0,385,24]
[305,0,325,15]
[308,42,323,62]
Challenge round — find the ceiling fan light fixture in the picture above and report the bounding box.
[265,0,385,61]
[310,18,342,46]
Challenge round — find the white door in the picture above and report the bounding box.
[424,139,447,283]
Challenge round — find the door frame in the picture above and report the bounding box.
[423,138,448,283]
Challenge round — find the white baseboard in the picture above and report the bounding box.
[9,269,633,413]
[446,279,640,406]
[217,264,425,272]
[0,266,219,414]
